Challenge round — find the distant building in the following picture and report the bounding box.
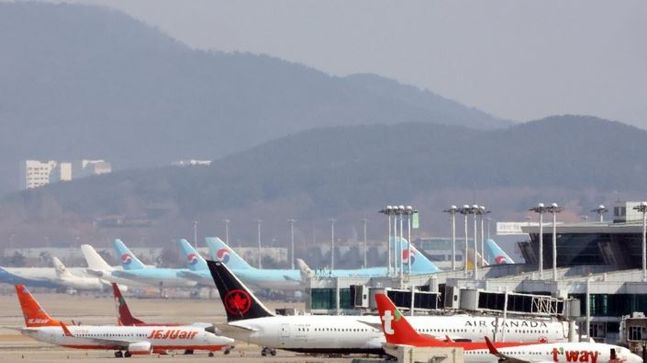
[23,160,68,189]
[22,159,112,190]
[172,159,212,167]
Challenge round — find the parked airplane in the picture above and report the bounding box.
[111,240,196,288]
[51,256,110,292]
[1,259,104,290]
[112,283,179,327]
[206,260,571,356]
[204,237,439,290]
[14,284,234,357]
[485,239,515,265]
[81,244,149,288]
[375,292,641,363]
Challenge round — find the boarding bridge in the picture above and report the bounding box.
[454,288,572,318]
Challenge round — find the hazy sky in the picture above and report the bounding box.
[69,0,646,127]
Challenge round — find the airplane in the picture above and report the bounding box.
[0,266,63,289]
[13,284,234,357]
[485,239,515,265]
[206,260,572,356]
[112,283,180,327]
[375,292,641,362]
[111,239,197,288]
[204,237,440,290]
[51,256,110,292]
[81,244,150,288]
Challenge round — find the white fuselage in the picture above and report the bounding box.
[385,342,642,363]
[21,325,233,352]
[225,314,571,353]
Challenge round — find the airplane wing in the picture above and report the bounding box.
[283,275,301,282]
[215,323,258,334]
[177,271,208,282]
[484,336,531,363]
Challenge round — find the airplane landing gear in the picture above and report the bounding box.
[261,347,269,356]
[114,351,123,358]
[124,351,132,358]
[208,352,215,357]
[183,349,194,355]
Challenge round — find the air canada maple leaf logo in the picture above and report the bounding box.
[224,289,252,315]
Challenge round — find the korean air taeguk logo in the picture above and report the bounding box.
[216,248,230,263]
[401,249,416,265]
[187,253,199,265]
[121,253,132,265]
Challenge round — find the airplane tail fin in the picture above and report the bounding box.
[207,260,274,322]
[112,239,146,270]
[375,292,437,345]
[112,283,145,326]
[51,256,71,277]
[15,284,61,327]
[206,237,254,270]
[396,239,440,274]
[177,239,208,271]
[485,239,515,265]
[296,258,314,280]
[81,244,114,271]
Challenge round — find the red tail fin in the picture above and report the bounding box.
[375,293,441,346]
[112,283,145,326]
[15,284,60,327]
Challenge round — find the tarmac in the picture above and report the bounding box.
[0,292,356,362]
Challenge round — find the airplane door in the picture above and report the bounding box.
[279,323,290,347]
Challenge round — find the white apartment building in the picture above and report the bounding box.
[22,159,112,189]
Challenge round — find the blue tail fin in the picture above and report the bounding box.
[205,237,254,270]
[485,239,514,264]
[391,237,440,273]
[177,239,208,271]
[112,239,146,270]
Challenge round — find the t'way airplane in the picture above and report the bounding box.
[206,260,571,357]
[14,284,234,357]
[375,292,642,363]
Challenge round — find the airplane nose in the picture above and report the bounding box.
[630,352,644,363]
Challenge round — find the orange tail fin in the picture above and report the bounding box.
[15,284,60,327]
[374,292,441,346]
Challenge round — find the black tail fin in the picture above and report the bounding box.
[207,260,274,322]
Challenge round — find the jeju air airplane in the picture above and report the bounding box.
[14,284,234,358]
[375,292,642,363]
[206,260,570,357]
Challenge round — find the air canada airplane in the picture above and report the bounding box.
[111,240,196,288]
[202,237,440,291]
[13,284,234,357]
[375,292,641,363]
[206,260,572,357]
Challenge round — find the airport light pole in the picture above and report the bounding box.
[546,203,562,281]
[459,205,472,275]
[379,206,395,277]
[256,219,263,268]
[193,220,198,248]
[591,205,608,223]
[634,202,647,282]
[480,206,490,267]
[529,203,548,279]
[398,205,405,280]
[406,206,414,275]
[223,219,230,245]
[361,218,368,269]
[329,218,336,270]
[443,205,458,271]
[472,205,479,280]
[288,219,296,269]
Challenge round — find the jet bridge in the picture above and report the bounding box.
[458,288,571,318]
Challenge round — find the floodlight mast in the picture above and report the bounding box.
[634,202,647,282]
[361,218,368,269]
[443,205,458,271]
[529,203,547,279]
[406,206,415,275]
[288,219,296,269]
[472,204,479,280]
[546,203,562,281]
[591,204,608,223]
[378,206,394,277]
[255,219,263,268]
[459,205,472,276]
[223,219,230,245]
[480,206,491,267]
[329,218,336,270]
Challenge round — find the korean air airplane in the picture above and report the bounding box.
[201,237,440,290]
[111,239,196,288]
[485,239,515,265]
